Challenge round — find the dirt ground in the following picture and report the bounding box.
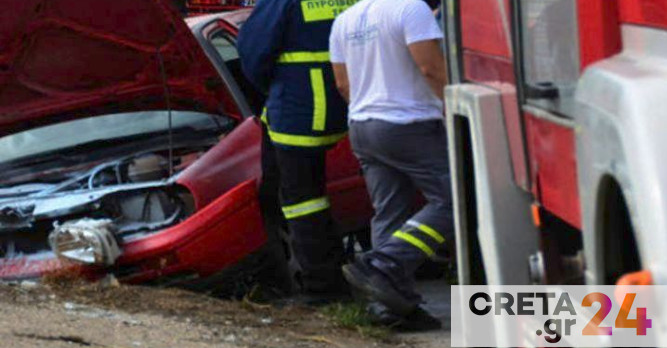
[0,279,428,348]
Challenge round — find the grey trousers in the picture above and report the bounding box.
[349,119,454,302]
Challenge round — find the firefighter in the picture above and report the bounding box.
[237,0,355,302]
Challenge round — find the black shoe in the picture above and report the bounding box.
[276,286,352,307]
[393,307,442,332]
[342,259,417,316]
[367,303,442,332]
[367,302,403,326]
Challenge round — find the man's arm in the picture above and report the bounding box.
[401,0,448,100]
[332,63,350,103]
[408,39,448,101]
[329,18,349,103]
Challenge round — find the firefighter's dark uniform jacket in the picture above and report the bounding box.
[238,0,355,150]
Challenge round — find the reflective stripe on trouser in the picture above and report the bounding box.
[361,221,446,305]
[282,196,331,220]
[273,146,345,292]
[392,220,446,257]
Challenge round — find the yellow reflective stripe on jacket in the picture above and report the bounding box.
[260,107,268,125]
[310,68,327,131]
[282,197,331,219]
[268,129,346,147]
[300,0,357,22]
[393,231,435,257]
[407,220,445,244]
[277,51,330,63]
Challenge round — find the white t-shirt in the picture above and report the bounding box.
[329,0,444,124]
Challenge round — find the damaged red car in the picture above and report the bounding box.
[0,0,372,293]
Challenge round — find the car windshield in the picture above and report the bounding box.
[0,111,229,164]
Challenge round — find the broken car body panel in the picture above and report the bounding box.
[177,117,262,210]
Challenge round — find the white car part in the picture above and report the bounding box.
[49,219,122,265]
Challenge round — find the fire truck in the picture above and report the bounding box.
[442,0,667,287]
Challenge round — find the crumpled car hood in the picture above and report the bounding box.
[0,0,236,136]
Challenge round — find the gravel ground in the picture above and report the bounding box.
[0,278,450,348]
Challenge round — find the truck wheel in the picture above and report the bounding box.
[600,178,640,284]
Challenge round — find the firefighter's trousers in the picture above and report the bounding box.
[263,132,346,294]
[349,119,454,302]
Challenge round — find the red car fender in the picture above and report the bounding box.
[177,117,263,210]
[118,179,266,281]
[0,257,70,280]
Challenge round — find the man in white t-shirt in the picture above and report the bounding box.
[330,0,452,331]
